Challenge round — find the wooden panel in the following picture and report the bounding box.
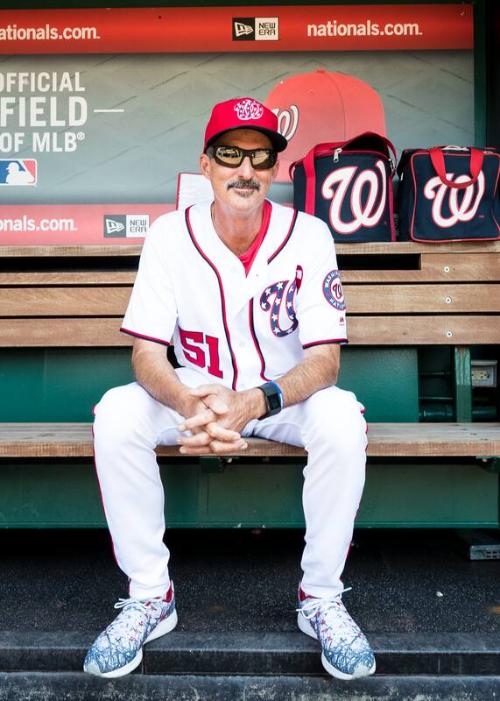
[1,282,497,317]
[0,245,142,258]
[0,287,131,316]
[0,422,498,459]
[0,271,136,286]
[348,316,500,345]
[0,318,131,347]
[1,315,498,347]
[336,241,500,255]
[420,253,500,282]
[344,284,500,313]
[1,241,499,259]
[364,423,500,457]
[342,252,500,283]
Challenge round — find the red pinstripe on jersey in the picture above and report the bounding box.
[184,206,239,390]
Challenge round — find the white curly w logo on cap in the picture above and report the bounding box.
[234,99,264,121]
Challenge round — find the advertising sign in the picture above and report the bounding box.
[0,4,474,246]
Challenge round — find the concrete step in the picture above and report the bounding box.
[1,672,499,701]
[1,631,499,676]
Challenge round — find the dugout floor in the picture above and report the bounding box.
[1,527,499,637]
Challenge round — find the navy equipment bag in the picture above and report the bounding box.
[397,146,500,242]
[291,132,397,243]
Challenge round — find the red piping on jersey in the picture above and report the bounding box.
[267,209,299,264]
[248,299,269,381]
[184,206,239,390]
[302,338,348,349]
[121,327,170,347]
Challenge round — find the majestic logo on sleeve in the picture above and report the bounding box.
[423,172,485,228]
[321,161,387,234]
[323,270,346,310]
[234,99,264,121]
[260,278,299,337]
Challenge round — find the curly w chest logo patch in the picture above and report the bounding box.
[260,275,300,337]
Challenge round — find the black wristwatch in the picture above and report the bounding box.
[257,381,284,420]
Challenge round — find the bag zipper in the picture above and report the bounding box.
[333,147,342,163]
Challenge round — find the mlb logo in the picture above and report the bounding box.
[0,159,37,186]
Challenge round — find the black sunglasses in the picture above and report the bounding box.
[206,145,277,170]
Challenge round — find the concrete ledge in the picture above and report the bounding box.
[1,672,500,701]
[1,631,499,676]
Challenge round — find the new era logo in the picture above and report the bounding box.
[104,214,150,238]
[233,18,255,40]
[234,20,253,37]
[233,17,279,41]
[105,217,126,235]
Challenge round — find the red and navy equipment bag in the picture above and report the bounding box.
[291,132,397,243]
[397,146,500,242]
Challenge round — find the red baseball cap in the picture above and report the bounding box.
[265,70,386,182]
[204,97,288,152]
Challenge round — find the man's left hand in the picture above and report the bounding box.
[177,383,265,455]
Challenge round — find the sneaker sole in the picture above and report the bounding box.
[297,612,376,681]
[84,609,178,679]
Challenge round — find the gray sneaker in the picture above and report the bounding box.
[84,583,177,678]
[297,587,376,680]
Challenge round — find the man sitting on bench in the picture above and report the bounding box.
[84,97,375,681]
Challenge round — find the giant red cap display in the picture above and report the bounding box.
[204,97,288,153]
[265,70,386,181]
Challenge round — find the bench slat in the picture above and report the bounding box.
[0,271,136,286]
[342,253,500,283]
[2,241,500,258]
[0,245,142,258]
[336,241,500,255]
[2,283,499,317]
[1,315,499,347]
[0,422,498,459]
[0,318,128,347]
[349,316,500,345]
[2,253,498,287]
[344,284,500,313]
[0,286,130,316]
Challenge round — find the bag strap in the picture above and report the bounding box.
[429,147,484,189]
[302,144,325,213]
[343,131,397,166]
[291,142,338,213]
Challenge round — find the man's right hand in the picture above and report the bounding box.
[177,390,248,456]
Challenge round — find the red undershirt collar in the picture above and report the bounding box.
[238,200,272,276]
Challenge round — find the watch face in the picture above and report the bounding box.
[261,381,283,417]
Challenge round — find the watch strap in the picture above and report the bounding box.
[258,381,284,419]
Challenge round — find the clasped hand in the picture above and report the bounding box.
[177,384,250,456]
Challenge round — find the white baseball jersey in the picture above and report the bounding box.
[122,200,347,391]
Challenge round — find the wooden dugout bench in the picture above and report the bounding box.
[0,240,499,528]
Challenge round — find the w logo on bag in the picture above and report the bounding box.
[424,172,485,228]
[321,161,387,235]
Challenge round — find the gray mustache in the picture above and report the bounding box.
[228,179,260,191]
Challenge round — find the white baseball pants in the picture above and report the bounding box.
[93,367,367,600]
